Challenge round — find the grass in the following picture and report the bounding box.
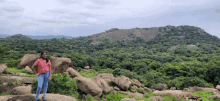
[3,66,36,78]
[191,91,220,101]
[79,69,98,78]
[0,93,13,96]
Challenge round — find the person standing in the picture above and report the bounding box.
[32,52,52,101]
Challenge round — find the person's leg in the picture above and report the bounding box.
[43,72,49,97]
[36,74,44,99]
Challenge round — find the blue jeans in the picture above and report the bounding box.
[35,72,49,99]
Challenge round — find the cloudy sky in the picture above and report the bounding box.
[0,0,220,38]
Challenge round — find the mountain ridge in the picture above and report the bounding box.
[1,25,219,44]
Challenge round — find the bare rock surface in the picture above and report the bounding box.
[0,94,77,101]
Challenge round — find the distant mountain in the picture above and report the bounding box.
[3,34,32,40]
[0,34,77,40]
[89,25,219,45]
[26,35,77,40]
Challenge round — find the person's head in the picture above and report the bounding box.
[40,52,49,63]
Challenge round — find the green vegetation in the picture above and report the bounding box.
[136,88,143,93]
[31,73,80,99]
[79,69,98,78]
[1,25,220,100]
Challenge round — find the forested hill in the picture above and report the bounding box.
[1,25,220,89]
[3,34,32,40]
[89,25,220,45]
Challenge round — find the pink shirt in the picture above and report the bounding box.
[33,58,51,75]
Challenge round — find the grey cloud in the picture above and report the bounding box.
[78,12,95,17]
[38,19,69,24]
[216,9,220,13]
[46,9,69,14]
[55,0,80,5]
[90,0,119,5]
[86,5,104,9]
[0,0,5,3]
[64,12,97,20]
[1,7,24,12]
[190,6,220,22]
[6,15,21,19]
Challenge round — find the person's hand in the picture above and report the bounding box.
[49,76,51,81]
[36,73,39,76]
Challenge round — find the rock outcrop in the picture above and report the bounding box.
[49,56,72,74]
[95,73,114,84]
[112,75,133,91]
[73,76,103,97]
[95,78,111,93]
[0,64,7,75]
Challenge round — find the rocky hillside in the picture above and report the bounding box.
[89,25,217,45]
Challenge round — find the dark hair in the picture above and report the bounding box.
[40,52,49,63]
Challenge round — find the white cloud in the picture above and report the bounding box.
[0,0,219,37]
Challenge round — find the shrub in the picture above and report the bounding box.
[31,73,79,99]
[79,69,98,78]
[5,59,21,67]
[151,84,163,91]
[192,91,215,101]
[112,68,142,81]
[144,92,154,98]
[136,88,143,93]
[167,77,214,90]
[99,68,114,73]
[105,91,124,101]
[108,81,117,87]
[86,96,96,101]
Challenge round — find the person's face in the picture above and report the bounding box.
[42,53,47,58]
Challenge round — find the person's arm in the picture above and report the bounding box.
[32,64,37,74]
[49,66,51,77]
[32,60,39,75]
[48,60,51,77]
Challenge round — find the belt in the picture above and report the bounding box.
[41,72,48,74]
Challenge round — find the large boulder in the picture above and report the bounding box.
[144,87,153,93]
[154,90,193,99]
[66,67,82,78]
[0,94,77,101]
[24,66,33,74]
[185,87,219,94]
[17,54,40,68]
[112,75,133,91]
[209,94,220,100]
[95,73,115,84]
[10,85,32,95]
[73,76,102,96]
[139,87,147,94]
[0,64,7,74]
[148,96,162,101]
[132,79,141,87]
[95,78,111,93]
[50,56,71,74]
[114,86,120,91]
[216,85,220,90]
[119,91,144,98]
[178,92,193,99]
[200,87,219,94]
